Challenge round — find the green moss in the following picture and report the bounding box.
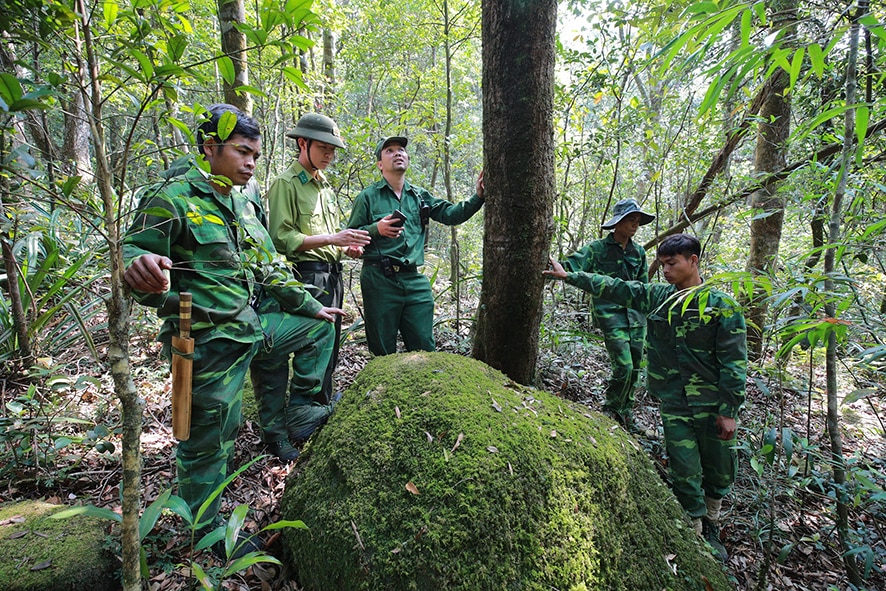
[281,352,731,591]
[0,501,118,591]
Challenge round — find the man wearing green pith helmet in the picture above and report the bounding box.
[267,114,370,454]
[347,136,485,356]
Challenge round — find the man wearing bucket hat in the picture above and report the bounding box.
[347,136,485,356]
[558,198,655,432]
[267,113,370,455]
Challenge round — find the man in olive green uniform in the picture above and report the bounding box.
[123,105,342,542]
[347,136,485,356]
[545,233,746,562]
[560,198,654,431]
[267,114,370,408]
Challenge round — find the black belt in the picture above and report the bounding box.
[295,261,342,273]
[365,261,418,273]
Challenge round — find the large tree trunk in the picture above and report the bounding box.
[472,0,556,384]
[217,0,252,114]
[745,0,796,359]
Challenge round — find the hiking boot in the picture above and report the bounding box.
[267,439,300,462]
[701,517,728,562]
[288,395,341,443]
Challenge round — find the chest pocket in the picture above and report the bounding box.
[190,221,237,269]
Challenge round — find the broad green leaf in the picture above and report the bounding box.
[740,8,751,47]
[217,109,237,141]
[191,562,216,590]
[856,105,869,145]
[51,505,122,522]
[139,489,172,541]
[262,519,309,531]
[686,2,719,15]
[138,206,175,219]
[842,388,877,405]
[0,73,24,105]
[781,427,793,465]
[128,48,154,81]
[103,0,118,27]
[218,55,236,85]
[282,66,309,92]
[788,47,804,91]
[792,104,859,144]
[223,554,281,577]
[807,43,824,77]
[9,99,50,112]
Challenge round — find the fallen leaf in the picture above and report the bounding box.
[395,406,401,419]
[405,481,420,495]
[425,431,434,443]
[9,531,27,539]
[31,559,52,571]
[487,446,499,453]
[550,430,557,438]
[451,432,464,453]
[391,547,401,554]
[0,516,25,526]
[491,398,502,412]
[508,462,513,475]
[664,553,677,576]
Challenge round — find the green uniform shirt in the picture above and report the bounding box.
[564,273,747,418]
[562,233,648,330]
[123,163,323,346]
[267,161,341,264]
[346,178,484,265]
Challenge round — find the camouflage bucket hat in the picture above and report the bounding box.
[375,136,408,160]
[286,113,345,149]
[601,198,655,229]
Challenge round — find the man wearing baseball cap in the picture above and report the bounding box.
[347,136,485,356]
[267,113,370,459]
[558,198,655,432]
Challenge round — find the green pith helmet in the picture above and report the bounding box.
[286,113,345,149]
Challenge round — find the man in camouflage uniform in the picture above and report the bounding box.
[545,233,746,561]
[123,105,342,542]
[268,113,370,408]
[559,198,654,431]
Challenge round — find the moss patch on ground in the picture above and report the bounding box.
[0,500,117,591]
[281,352,732,591]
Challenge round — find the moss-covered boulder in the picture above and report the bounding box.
[0,500,117,591]
[281,352,731,591]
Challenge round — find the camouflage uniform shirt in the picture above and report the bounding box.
[562,233,647,330]
[563,273,747,418]
[123,163,323,346]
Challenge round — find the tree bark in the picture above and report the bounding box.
[217,0,252,114]
[823,3,863,585]
[76,3,144,589]
[745,0,796,358]
[472,0,557,384]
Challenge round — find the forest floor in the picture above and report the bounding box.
[1,310,884,591]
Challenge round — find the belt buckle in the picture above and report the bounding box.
[392,264,401,273]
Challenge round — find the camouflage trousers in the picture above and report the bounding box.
[294,265,343,405]
[600,325,645,416]
[174,308,334,527]
[660,401,737,518]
